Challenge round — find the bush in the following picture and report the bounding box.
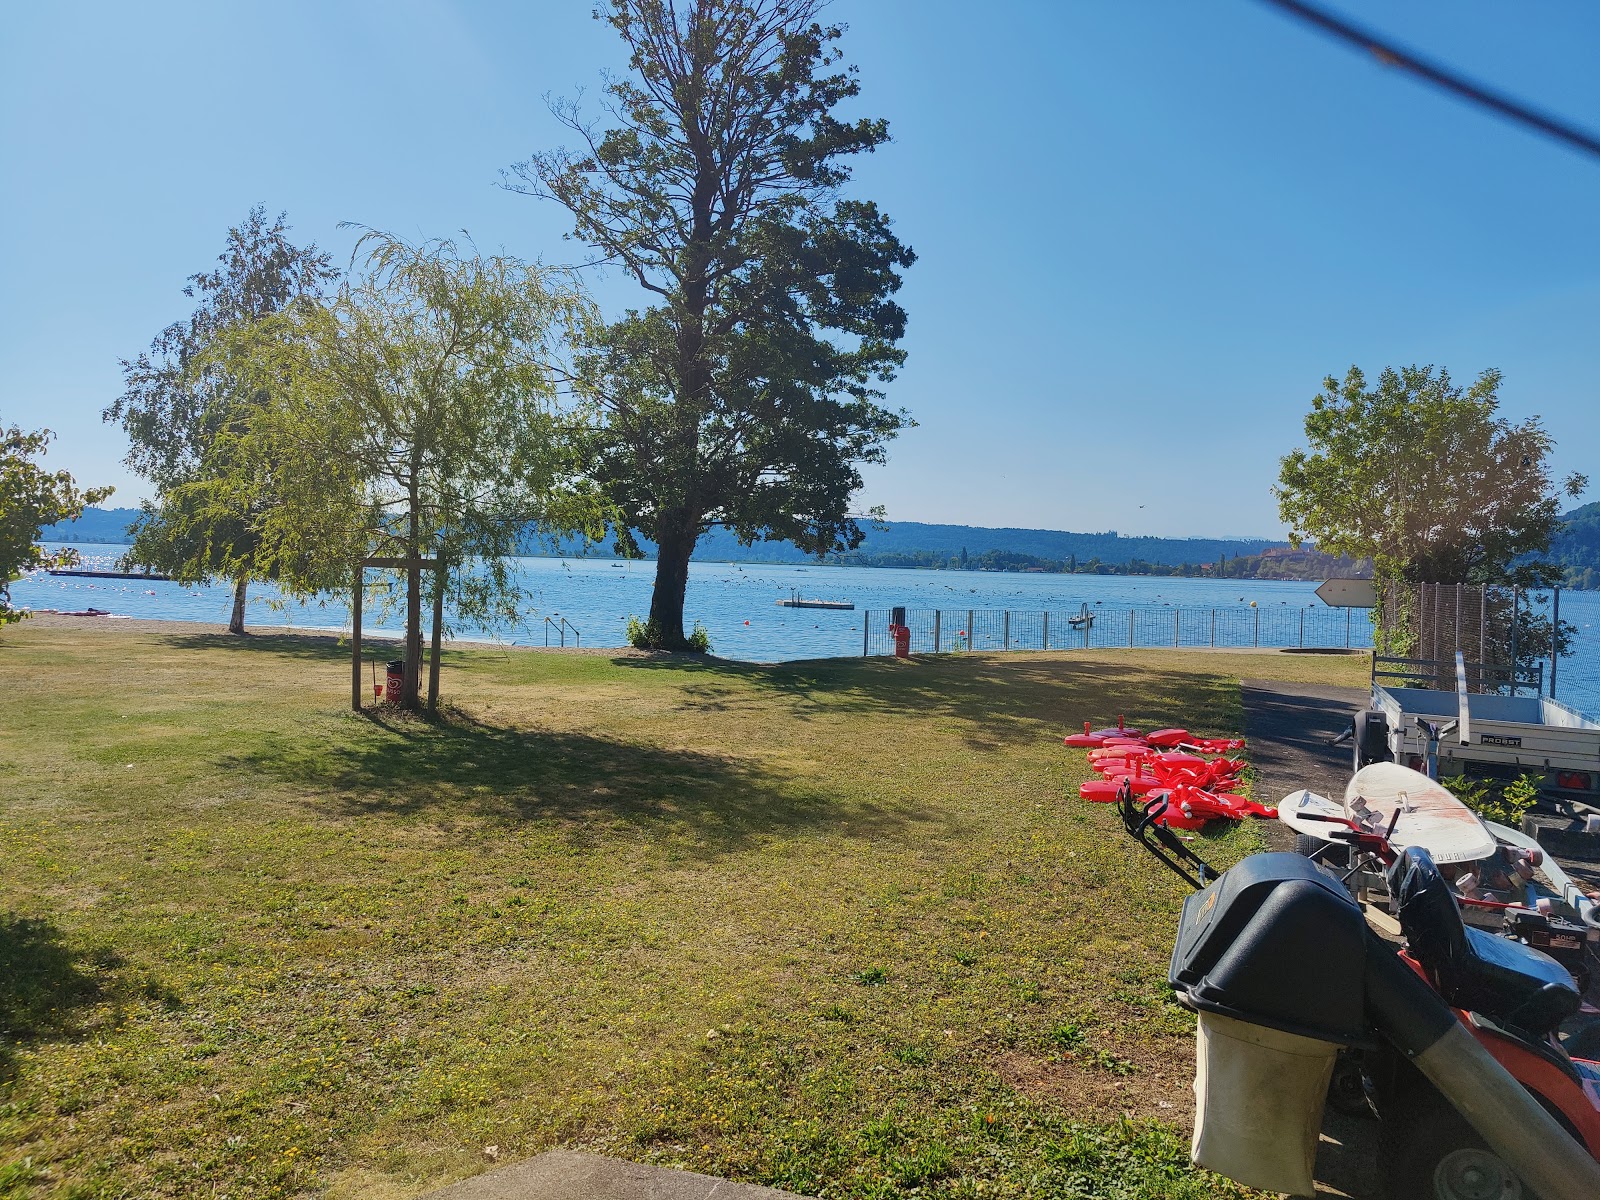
[1441,772,1541,827]
[625,615,712,653]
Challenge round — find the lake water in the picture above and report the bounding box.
[17,542,1600,717]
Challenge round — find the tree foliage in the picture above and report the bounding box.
[104,206,338,633]
[225,231,597,707]
[1276,365,1586,585]
[507,0,915,647]
[0,425,112,626]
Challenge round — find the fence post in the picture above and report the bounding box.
[934,609,941,654]
[1003,610,1010,651]
[1432,584,1440,663]
[968,609,974,651]
[863,611,869,657]
[1210,608,1216,648]
[1299,608,1305,648]
[1254,607,1260,647]
[1420,582,1433,659]
[1346,606,1351,648]
[1128,609,1134,648]
[1509,591,1520,694]
[1455,583,1463,662]
[1174,608,1180,648]
[1552,587,1561,699]
[1042,610,1049,651]
[1479,587,1487,670]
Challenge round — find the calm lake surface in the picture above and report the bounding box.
[19,542,1600,718]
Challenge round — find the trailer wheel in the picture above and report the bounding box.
[1378,1090,1539,1200]
[1354,710,1391,771]
[1325,1048,1373,1119]
[1294,832,1349,870]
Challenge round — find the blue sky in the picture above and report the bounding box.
[3,0,1598,539]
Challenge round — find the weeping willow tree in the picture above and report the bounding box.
[220,231,600,708]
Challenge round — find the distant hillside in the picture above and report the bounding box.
[1553,502,1600,589]
[38,506,139,543]
[49,507,1284,568]
[536,520,1284,567]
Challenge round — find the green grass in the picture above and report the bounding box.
[0,622,1367,1198]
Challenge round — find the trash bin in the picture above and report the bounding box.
[386,659,405,704]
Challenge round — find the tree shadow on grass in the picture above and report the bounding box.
[221,707,926,858]
[158,630,372,663]
[617,653,1246,752]
[0,915,118,1086]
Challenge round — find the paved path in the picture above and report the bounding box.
[1242,678,1366,850]
[420,1150,805,1200]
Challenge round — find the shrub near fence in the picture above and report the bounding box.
[862,605,1371,657]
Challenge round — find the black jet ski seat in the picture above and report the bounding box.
[1388,846,1580,1038]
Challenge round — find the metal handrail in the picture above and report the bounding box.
[1371,654,1542,694]
[543,616,581,647]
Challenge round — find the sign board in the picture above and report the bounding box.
[1314,578,1377,608]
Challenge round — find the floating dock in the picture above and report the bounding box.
[776,594,855,611]
[48,569,173,581]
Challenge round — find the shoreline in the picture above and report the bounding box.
[11,613,669,657]
[9,612,1369,664]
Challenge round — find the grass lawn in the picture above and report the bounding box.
[0,618,1367,1199]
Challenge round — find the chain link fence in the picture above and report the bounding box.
[861,604,1372,656]
[1374,580,1561,693]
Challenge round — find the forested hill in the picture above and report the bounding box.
[1552,503,1600,589]
[46,507,1280,566]
[688,522,1281,568]
[39,506,140,542]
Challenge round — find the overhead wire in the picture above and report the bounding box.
[1256,0,1600,161]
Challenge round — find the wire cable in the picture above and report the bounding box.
[1257,0,1600,161]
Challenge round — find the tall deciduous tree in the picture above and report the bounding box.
[1,425,112,626]
[507,0,915,649]
[104,207,338,633]
[227,231,597,709]
[1275,365,1587,585]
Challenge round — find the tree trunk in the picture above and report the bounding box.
[647,515,697,648]
[403,486,423,709]
[227,577,248,635]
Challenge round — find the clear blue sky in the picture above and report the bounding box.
[3,1,1597,539]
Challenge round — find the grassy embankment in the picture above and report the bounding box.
[0,619,1366,1199]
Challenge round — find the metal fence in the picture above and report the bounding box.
[861,604,1373,657]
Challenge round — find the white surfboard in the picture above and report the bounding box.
[1276,789,1346,840]
[1344,762,1496,866]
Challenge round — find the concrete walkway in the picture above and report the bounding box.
[421,1150,807,1200]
